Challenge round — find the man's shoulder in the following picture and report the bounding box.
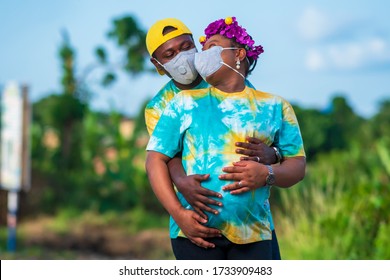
[146,80,179,109]
[177,87,210,99]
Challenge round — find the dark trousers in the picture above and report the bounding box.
[171,231,281,260]
[171,230,280,260]
[271,230,281,260]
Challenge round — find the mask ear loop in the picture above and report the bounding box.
[152,57,165,69]
[151,57,169,76]
[221,62,246,80]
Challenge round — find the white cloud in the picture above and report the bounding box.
[306,49,326,71]
[305,38,390,71]
[297,7,334,41]
[298,6,390,71]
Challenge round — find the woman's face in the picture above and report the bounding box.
[202,34,231,50]
[201,35,240,84]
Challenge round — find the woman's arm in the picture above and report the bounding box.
[219,156,306,194]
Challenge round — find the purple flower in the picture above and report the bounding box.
[201,16,264,60]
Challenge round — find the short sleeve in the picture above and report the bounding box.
[146,95,185,158]
[144,105,161,136]
[275,99,306,158]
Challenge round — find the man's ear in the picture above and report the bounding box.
[150,57,164,72]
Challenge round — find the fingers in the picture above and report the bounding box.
[222,180,251,194]
[236,142,257,150]
[236,139,268,158]
[193,174,210,182]
[187,226,222,248]
[193,200,221,215]
[190,237,216,249]
[193,189,223,207]
[202,226,222,237]
[240,156,261,163]
[221,165,244,174]
[195,202,221,215]
[219,172,243,181]
[230,187,251,195]
[193,207,208,220]
[187,213,222,248]
[245,136,263,145]
[235,147,257,156]
[222,181,242,191]
[191,211,208,224]
[197,187,222,198]
[232,161,247,167]
[198,197,222,207]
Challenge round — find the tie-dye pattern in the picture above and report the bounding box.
[146,86,305,244]
[145,79,209,135]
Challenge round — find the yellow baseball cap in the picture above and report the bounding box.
[146,18,192,74]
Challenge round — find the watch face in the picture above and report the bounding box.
[266,174,275,186]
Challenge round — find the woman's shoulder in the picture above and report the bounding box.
[251,89,296,111]
[251,88,283,101]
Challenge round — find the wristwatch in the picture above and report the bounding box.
[265,165,276,186]
[272,146,282,163]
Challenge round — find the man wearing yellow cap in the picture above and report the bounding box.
[145,18,206,134]
[144,18,281,258]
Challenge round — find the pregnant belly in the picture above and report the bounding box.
[206,188,269,228]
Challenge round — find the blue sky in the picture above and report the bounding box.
[1,0,390,117]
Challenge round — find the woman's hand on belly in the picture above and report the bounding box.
[218,160,267,194]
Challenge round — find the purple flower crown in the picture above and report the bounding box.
[199,17,264,60]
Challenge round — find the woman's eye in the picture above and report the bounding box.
[204,45,217,51]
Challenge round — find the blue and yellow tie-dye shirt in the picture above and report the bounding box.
[145,79,209,135]
[146,86,305,244]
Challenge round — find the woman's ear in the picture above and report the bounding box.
[237,48,247,62]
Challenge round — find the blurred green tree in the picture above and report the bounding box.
[92,14,150,87]
[29,15,157,215]
[33,31,87,171]
[324,95,364,151]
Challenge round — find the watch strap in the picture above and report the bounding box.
[272,146,282,163]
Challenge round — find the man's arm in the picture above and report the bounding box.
[235,136,279,164]
[168,156,222,218]
[145,151,221,248]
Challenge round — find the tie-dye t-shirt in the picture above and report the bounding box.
[145,79,209,135]
[146,86,305,244]
[144,80,277,232]
[145,79,255,135]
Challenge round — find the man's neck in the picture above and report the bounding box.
[173,75,203,90]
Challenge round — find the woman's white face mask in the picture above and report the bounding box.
[154,48,198,85]
[194,46,245,81]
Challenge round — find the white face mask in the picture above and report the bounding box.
[154,48,198,85]
[194,46,245,81]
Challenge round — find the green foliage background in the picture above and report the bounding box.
[1,15,389,260]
